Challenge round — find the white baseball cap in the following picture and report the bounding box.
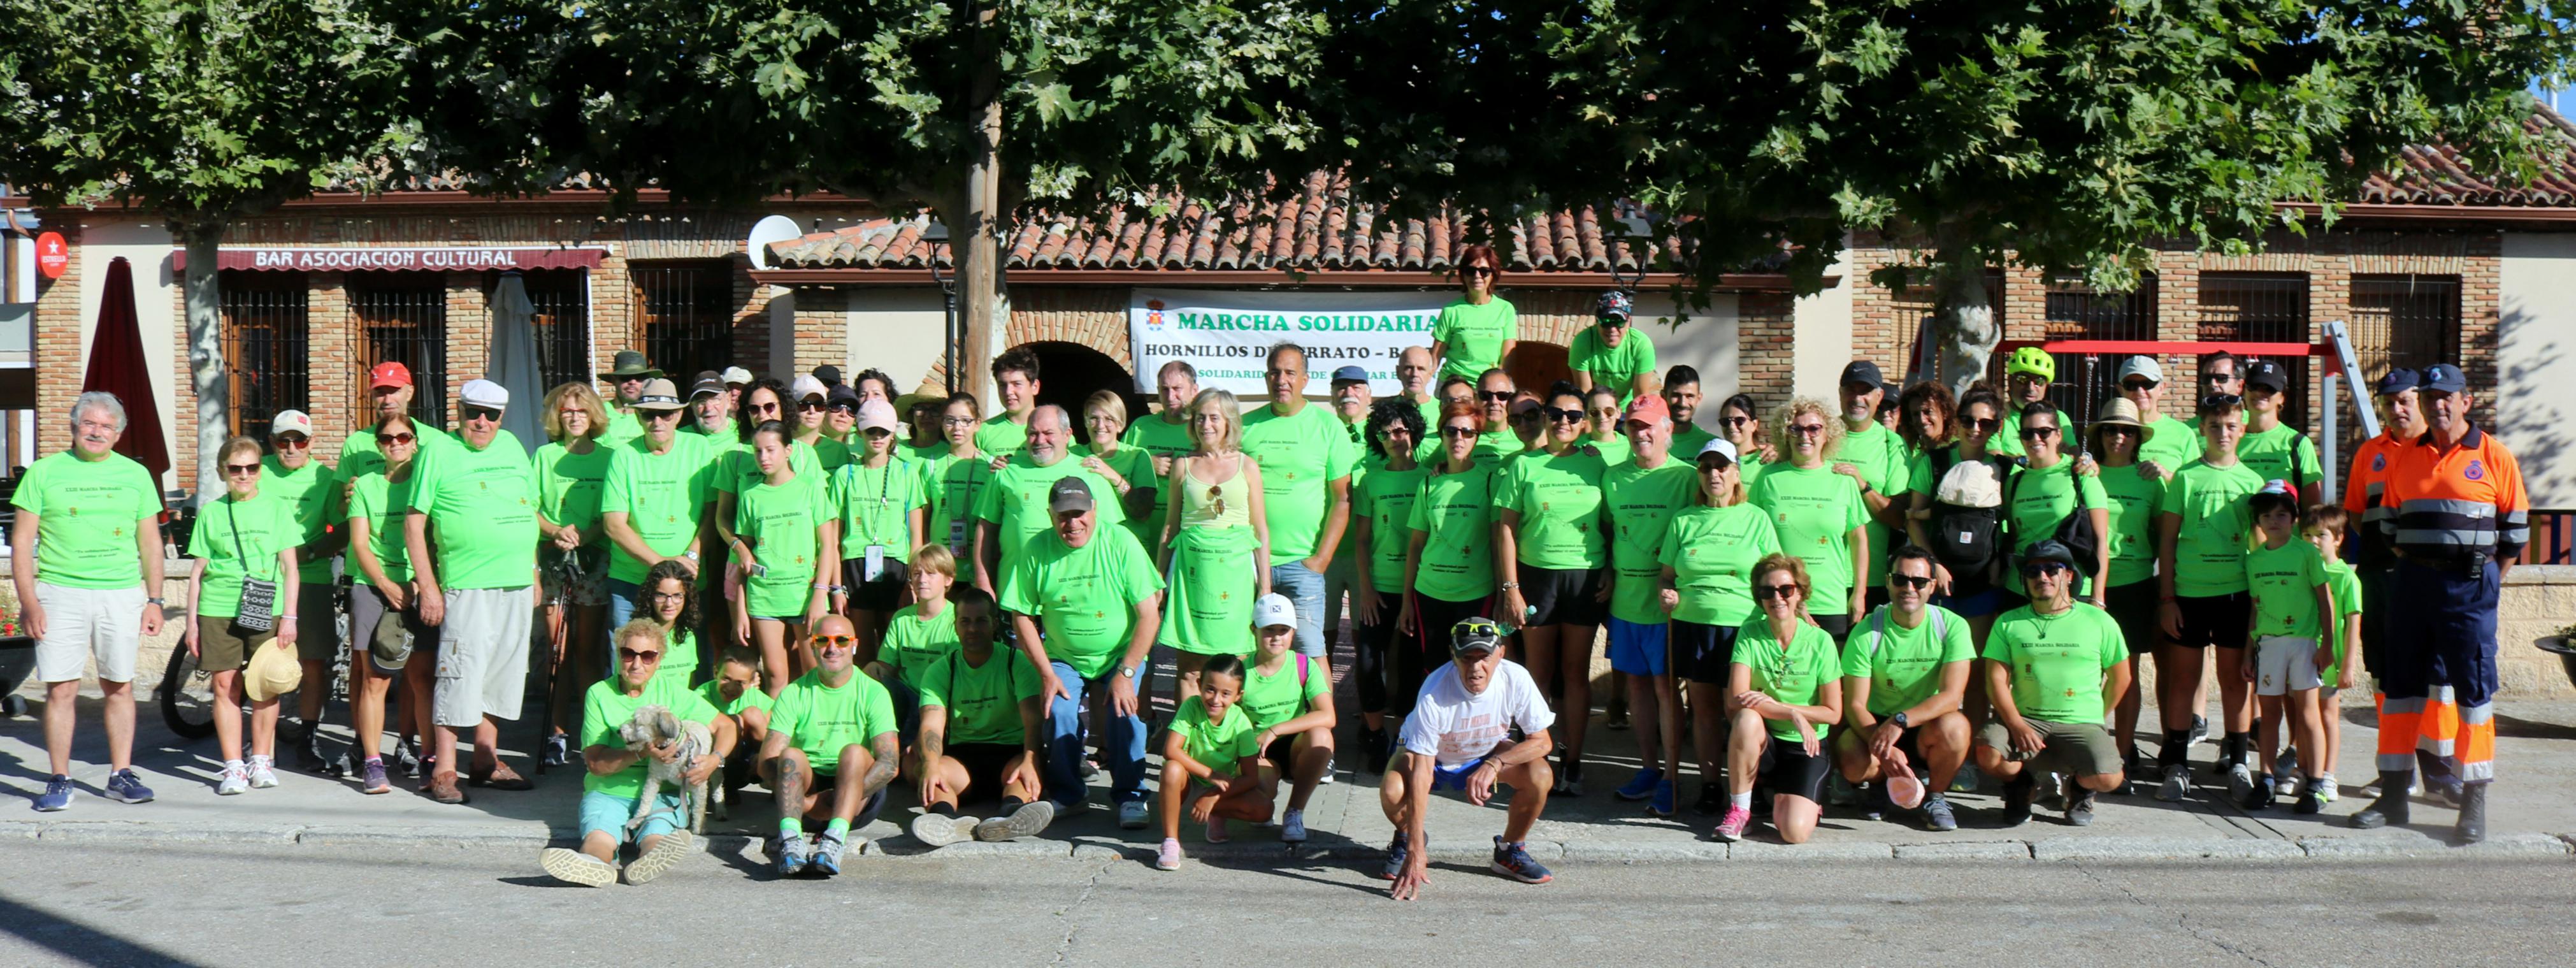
[1253,593,1297,630]
[857,399,900,433]
[1695,438,1739,465]
[268,410,315,438]
[2117,355,2164,384]
[722,366,755,386]
[789,374,828,401]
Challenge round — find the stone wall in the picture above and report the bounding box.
[2500,565,2576,699]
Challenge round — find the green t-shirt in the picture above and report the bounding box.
[878,603,960,686]
[735,473,832,618]
[1432,297,1517,382]
[2097,465,2167,588]
[709,440,824,496]
[1406,463,1498,602]
[343,472,417,584]
[975,453,1128,567]
[1239,653,1327,730]
[1841,605,1975,718]
[2247,538,2329,640]
[1497,448,1611,569]
[696,678,774,718]
[259,456,342,586]
[1076,444,1161,553]
[1747,461,1871,609]
[1169,696,1260,776]
[651,626,702,686]
[768,668,900,775]
[338,423,453,480]
[1670,423,1718,462]
[1473,428,1522,465]
[805,435,852,473]
[997,528,1165,679]
[1836,423,1909,586]
[684,415,739,447]
[2237,423,2324,492]
[532,440,613,549]
[1733,616,1839,742]
[579,674,721,798]
[1659,503,1780,626]
[2322,560,2363,683]
[185,493,296,620]
[11,450,161,589]
[1241,403,1360,561]
[830,456,925,560]
[1601,459,1697,625]
[974,414,1029,457]
[603,410,647,447]
[1353,461,1430,594]
[1989,405,2028,458]
[2158,458,2264,596]
[2136,414,2202,471]
[917,647,1040,746]
[1120,417,1198,550]
[1569,324,1657,400]
[1585,434,1634,467]
[599,433,715,584]
[926,450,997,558]
[410,430,540,590]
[1983,602,2129,724]
[2004,459,2109,574]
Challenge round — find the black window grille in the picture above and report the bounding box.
[2198,272,2312,429]
[2344,275,2461,452]
[350,273,450,429]
[2036,273,2158,435]
[219,271,310,436]
[515,269,593,395]
[631,263,735,382]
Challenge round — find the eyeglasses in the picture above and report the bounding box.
[2020,425,2059,440]
[375,432,417,445]
[1544,407,1585,424]
[1788,423,1827,437]
[1965,417,2002,431]
[810,633,858,649]
[273,435,310,448]
[1479,390,1515,402]
[1890,574,1935,589]
[1441,426,1479,438]
[1379,425,1414,439]
[463,407,503,423]
[2020,561,2072,579]
[224,463,261,475]
[749,402,784,415]
[618,648,664,662]
[2120,380,2158,392]
[1754,583,1801,600]
[648,590,690,602]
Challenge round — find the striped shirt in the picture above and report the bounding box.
[2379,425,2528,565]
[2342,431,2411,569]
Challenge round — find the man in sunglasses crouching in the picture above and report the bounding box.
[761,614,900,878]
[1379,619,1558,900]
[1973,540,2134,828]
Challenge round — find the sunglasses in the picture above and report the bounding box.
[1719,416,1753,428]
[830,403,858,414]
[1451,618,1502,640]
[1544,407,1585,423]
[749,402,784,414]
[1479,390,1516,402]
[273,436,310,447]
[646,409,683,421]
[1890,574,1934,589]
[810,633,858,649]
[1462,265,1496,277]
[2201,393,2242,410]
[2121,380,2159,391]
[2021,561,2073,579]
[463,407,503,423]
[224,463,261,475]
[1965,417,2002,431]
[2206,372,2240,383]
[2020,425,2060,440]
[375,432,417,445]
[798,400,826,412]
[2101,425,2140,437]
[1441,426,1479,438]
[1754,583,1801,600]
[1788,423,1827,437]
[618,648,664,662]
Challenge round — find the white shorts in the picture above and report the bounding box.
[434,586,533,727]
[33,582,145,684]
[2255,635,2322,697]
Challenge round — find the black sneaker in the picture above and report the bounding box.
[1694,782,1725,816]
[2000,772,2036,827]
[1362,728,1392,776]
[2238,772,2273,812]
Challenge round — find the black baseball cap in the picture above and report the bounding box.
[2244,360,2289,393]
[2420,363,2467,394]
[2022,539,2078,570]
[813,365,843,387]
[1840,360,1884,391]
[2374,367,2421,397]
[1047,476,1095,514]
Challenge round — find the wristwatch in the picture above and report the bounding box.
[1119,665,1138,679]
[1890,711,1910,728]
[1499,581,1521,591]
[146,597,168,607]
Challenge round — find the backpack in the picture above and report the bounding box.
[1857,605,1951,660]
[2003,460,2101,570]
[1924,449,2006,594]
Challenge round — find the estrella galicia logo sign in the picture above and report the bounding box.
[2465,459,2486,481]
[2371,454,2386,472]
[1144,299,1167,331]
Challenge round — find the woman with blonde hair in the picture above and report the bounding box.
[1076,389,1159,551]
[1714,553,1843,844]
[1160,387,1270,705]
[1748,397,1869,641]
[534,381,615,768]
[186,435,304,795]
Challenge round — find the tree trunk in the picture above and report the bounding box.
[181,222,230,509]
[958,0,1004,401]
[1930,245,1999,397]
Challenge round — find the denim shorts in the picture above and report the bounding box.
[579,788,686,844]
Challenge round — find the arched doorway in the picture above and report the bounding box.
[1018,341,1144,423]
[1504,340,1574,396]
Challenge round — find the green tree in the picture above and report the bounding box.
[0,0,416,502]
[1302,1,2573,390]
[412,0,1324,393]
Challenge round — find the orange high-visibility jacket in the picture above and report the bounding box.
[2378,425,2529,565]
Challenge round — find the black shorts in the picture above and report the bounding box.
[1757,738,1832,804]
[951,742,1021,794]
[1670,619,1739,684]
[2169,592,2251,649]
[1811,611,1853,643]
[2103,581,2159,657]
[800,776,888,831]
[1516,563,1608,628]
[1843,722,1927,765]
[1411,593,1492,652]
[843,558,912,612]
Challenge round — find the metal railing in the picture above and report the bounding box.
[2521,510,2575,567]
[519,268,592,394]
[2199,271,2313,427]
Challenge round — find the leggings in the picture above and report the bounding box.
[1353,601,1423,718]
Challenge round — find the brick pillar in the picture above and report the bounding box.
[308,272,358,463]
[1738,290,1797,405]
[443,271,489,428]
[31,222,83,457]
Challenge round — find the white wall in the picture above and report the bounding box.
[2500,233,2576,508]
[843,285,954,398]
[1637,290,1741,396]
[75,219,180,491]
[1791,245,1855,402]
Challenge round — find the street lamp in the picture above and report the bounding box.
[923,218,957,394]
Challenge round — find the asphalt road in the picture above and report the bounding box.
[4,839,2571,967]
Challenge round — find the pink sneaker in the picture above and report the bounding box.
[1154,837,1183,871]
[1205,816,1230,844]
[1713,804,1752,842]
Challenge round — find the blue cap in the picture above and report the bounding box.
[2420,363,2467,394]
[1330,365,1371,384]
[2374,367,2420,396]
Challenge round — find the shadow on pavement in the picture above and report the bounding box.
[0,892,208,967]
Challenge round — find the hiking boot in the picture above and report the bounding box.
[1999,771,2036,827]
[1921,793,1959,832]
[2452,783,2488,845]
[1613,767,1664,801]
[2350,770,2413,829]
[1490,837,1553,884]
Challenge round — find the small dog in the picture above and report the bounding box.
[619,704,717,834]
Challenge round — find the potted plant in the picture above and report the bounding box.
[2538,622,2576,693]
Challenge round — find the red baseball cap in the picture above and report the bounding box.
[369,361,412,390]
[1623,394,1671,428]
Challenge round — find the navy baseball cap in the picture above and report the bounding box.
[2374,367,2421,397]
[1330,365,1371,385]
[2420,363,2467,394]
[2244,360,2289,393]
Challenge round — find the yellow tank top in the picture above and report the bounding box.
[1179,456,1253,531]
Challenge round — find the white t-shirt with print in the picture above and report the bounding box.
[1399,660,1557,767]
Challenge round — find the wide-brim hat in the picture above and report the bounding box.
[2088,397,2155,454]
[608,350,661,379]
[243,641,304,702]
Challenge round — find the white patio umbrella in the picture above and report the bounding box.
[487,271,545,456]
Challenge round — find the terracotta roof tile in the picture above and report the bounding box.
[2358,108,2576,206]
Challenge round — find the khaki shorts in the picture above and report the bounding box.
[33,582,145,684]
[197,619,273,673]
[293,582,342,663]
[433,586,533,728]
[1978,718,2122,778]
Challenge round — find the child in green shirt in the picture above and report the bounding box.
[1153,655,1270,871]
[1240,594,1337,845]
[2302,504,2366,804]
[2241,482,2333,813]
[700,647,772,794]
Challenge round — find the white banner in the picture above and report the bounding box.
[1129,288,1447,396]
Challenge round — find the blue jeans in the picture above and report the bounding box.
[1042,660,1148,808]
[1269,561,1328,660]
[606,578,644,628]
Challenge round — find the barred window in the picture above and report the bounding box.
[219,270,310,436]
[2345,275,2460,451]
[2198,271,2312,428]
[2038,273,2158,431]
[630,262,735,382]
[350,272,450,428]
[515,268,593,396]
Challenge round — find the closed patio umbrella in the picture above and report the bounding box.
[82,257,170,510]
[487,271,544,456]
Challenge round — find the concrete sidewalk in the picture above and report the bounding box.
[8,655,2576,866]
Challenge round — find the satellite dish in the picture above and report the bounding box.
[745,215,803,270]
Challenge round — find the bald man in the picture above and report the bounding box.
[762,614,901,878]
[1397,347,1441,431]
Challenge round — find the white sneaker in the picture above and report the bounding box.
[1318,756,1335,784]
[216,763,249,796]
[1281,808,1308,844]
[247,756,280,790]
[2273,770,2300,797]
[1117,800,1150,830]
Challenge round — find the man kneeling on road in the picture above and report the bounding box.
[1836,546,1975,831]
[541,619,735,886]
[908,587,1054,848]
[763,614,900,878]
[1379,618,1556,900]
[1975,540,2133,827]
